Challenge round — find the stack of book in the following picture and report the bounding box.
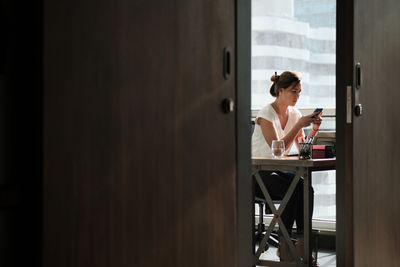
[312,131,336,158]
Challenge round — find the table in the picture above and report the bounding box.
[252,156,336,267]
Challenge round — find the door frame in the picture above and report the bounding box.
[336,0,354,266]
[236,0,354,267]
[237,0,355,266]
[236,0,253,266]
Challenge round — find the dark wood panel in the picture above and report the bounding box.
[43,0,236,267]
[354,0,400,266]
[336,0,354,266]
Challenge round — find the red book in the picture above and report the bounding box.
[312,145,326,159]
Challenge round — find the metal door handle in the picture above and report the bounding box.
[221,98,234,113]
[355,63,362,117]
[355,63,361,89]
[355,104,362,116]
[223,47,231,80]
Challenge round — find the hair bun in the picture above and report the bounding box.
[270,74,280,82]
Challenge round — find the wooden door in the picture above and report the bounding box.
[43,0,237,267]
[353,0,400,266]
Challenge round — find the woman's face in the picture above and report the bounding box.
[278,82,301,106]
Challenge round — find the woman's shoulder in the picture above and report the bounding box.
[258,103,274,114]
[257,103,276,119]
[254,104,276,124]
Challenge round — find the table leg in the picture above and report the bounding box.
[253,171,302,264]
[302,168,312,266]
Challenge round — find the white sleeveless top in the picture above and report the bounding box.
[252,104,303,158]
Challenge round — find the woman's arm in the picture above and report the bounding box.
[257,112,321,151]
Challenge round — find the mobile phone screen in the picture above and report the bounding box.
[312,108,323,118]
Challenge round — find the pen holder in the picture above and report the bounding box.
[299,142,312,160]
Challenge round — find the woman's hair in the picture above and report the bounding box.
[269,71,301,97]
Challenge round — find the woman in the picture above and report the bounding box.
[252,71,322,262]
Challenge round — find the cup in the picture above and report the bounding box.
[271,140,285,158]
[299,142,312,160]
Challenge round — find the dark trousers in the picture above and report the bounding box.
[255,171,314,236]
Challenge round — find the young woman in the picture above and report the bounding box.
[252,71,322,262]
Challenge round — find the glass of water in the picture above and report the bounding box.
[271,140,285,158]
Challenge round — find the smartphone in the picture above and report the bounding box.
[311,108,323,118]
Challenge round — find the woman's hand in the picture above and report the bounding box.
[313,113,322,131]
[308,112,323,138]
[312,112,323,127]
[297,112,322,128]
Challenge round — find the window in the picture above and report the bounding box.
[251,0,336,226]
[251,0,336,110]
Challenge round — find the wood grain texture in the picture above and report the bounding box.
[354,0,400,266]
[336,0,354,266]
[252,157,336,168]
[43,0,236,267]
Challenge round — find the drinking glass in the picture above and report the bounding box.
[271,140,285,158]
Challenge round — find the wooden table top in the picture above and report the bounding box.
[252,156,336,168]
